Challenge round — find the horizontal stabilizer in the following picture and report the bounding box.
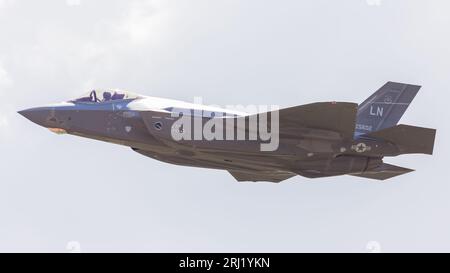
[365,124,436,155]
[351,163,414,180]
[228,170,296,183]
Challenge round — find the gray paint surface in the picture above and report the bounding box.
[0,0,448,252]
[19,83,435,181]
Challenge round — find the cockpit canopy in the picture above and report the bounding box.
[71,89,142,103]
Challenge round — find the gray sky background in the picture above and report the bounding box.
[0,0,448,252]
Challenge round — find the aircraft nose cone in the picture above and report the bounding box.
[18,107,54,128]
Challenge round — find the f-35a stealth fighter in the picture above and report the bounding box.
[19,82,436,182]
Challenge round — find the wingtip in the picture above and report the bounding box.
[386,81,422,89]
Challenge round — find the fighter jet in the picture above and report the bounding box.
[19,82,436,182]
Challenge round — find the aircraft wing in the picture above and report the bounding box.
[237,102,358,140]
[228,170,297,183]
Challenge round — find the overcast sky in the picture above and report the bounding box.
[0,0,449,252]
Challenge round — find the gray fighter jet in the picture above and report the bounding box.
[19,82,436,182]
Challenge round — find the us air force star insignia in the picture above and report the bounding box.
[351,142,371,153]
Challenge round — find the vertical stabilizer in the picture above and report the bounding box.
[355,82,420,136]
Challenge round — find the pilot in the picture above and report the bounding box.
[111,92,125,100]
[103,92,112,102]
